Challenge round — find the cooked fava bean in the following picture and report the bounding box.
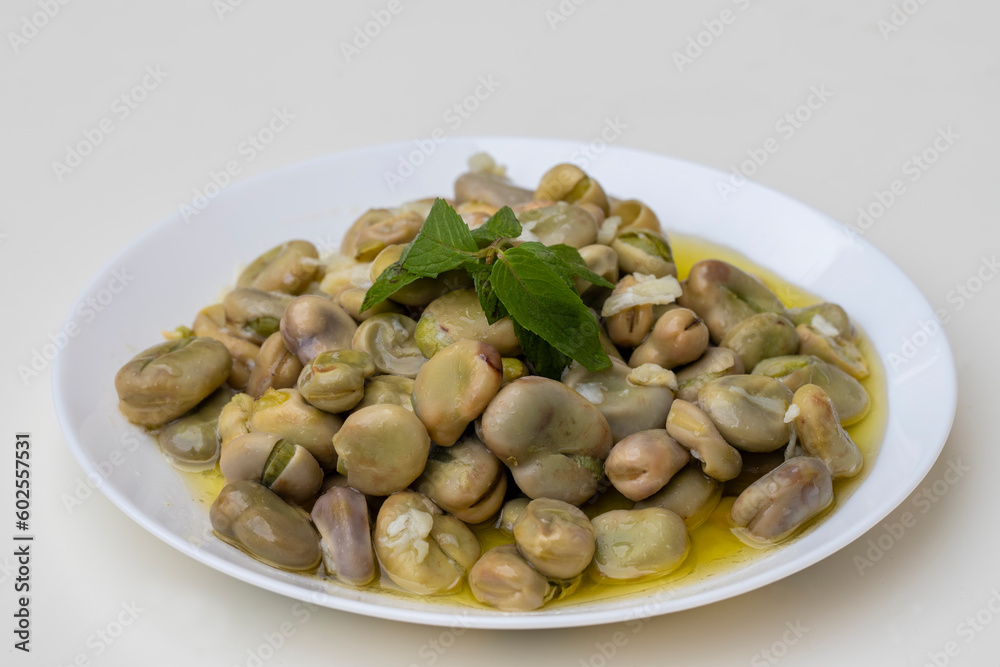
[218,392,254,448]
[352,374,414,412]
[501,357,527,385]
[297,349,375,413]
[480,376,613,504]
[340,208,423,262]
[731,456,833,546]
[374,491,480,596]
[723,450,785,496]
[796,323,869,379]
[280,295,358,365]
[630,307,709,370]
[563,357,673,443]
[605,430,690,502]
[157,388,233,471]
[514,201,600,248]
[679,259,787,343]
[673,346,744,402]
[210,480,321,571]
[415,289,521,358]
[249,388,342,470]
[413,340,503,447]
[469,545,554,611]
[220,432,323,505]
[337,286,405,322]
[222,288,293,344]
[666,400,742,482]
[415,437,507,524]
[115,336,231,427]
[611,230,677,279]
[535,163,610,214]
[246,332,303,399]
[191,305,260,391]
[311,486,376,586]
[590,508,689,583]
[635,465,723,529]
[496,498,531,535]
[352,313,427,378]
[605,275,654,348]
[237,240,319,294]
[752,355,870,425]
[698,375,794,453]
[719,312,799,371]
[454,170,534,207]
[791,384,863,478]
[788,303,853,338]
[333,405,430,495]
[575,244,619,296]
[612,199,661,234]
[513,498,596,579]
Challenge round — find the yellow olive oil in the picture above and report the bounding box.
[181,232,888,610]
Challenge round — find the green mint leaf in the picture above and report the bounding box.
[514,242,614,291]
[471,206,522,248]
[547,243,615,289]
[401,198,477,277]
[360,262,423,312]
[491,245,611,373]
[475,273,507,324]
[512,321,570,379]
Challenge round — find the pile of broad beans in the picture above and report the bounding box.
[114,156,872,611]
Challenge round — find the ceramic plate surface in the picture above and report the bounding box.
[53,137,956,629]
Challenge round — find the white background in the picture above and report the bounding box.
[2,1,998,665]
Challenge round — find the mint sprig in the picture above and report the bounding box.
[361,198,614,378]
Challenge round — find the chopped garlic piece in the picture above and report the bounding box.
[574,382,605,405]
[784,403,801,423]
[600,274,683,317]
[627,363,678,390]
[811,313,840,337]
[597,215,622,245]
[384,508,434,563]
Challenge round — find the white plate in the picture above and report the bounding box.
[53,137,956,629]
